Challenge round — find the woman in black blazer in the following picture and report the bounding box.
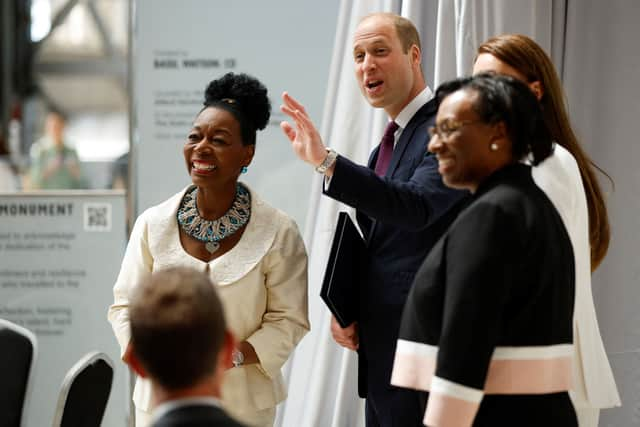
[390,74,577,427]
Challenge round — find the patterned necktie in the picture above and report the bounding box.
[374,121,399,176]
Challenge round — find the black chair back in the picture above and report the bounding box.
[52,351,114,427]
[0,318,37,427]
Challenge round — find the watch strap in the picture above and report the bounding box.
[315,148,338,174]
[232,348,244,367]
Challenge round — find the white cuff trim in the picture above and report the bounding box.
[430,376,483,403]
[492,344,573,360]
[396,339,438,357]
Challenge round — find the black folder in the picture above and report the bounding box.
[320,211,366,328]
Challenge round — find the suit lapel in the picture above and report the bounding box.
[367,145,379,169]
[366,99,437,242]
[386,99,436,179]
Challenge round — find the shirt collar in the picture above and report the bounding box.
[151,396,221,423]
[393,86,433,130]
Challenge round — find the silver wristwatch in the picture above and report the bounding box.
[232,348,244,367]
[315,148,338,174]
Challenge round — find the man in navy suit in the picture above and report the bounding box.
[281,12,467,427]
[125,267,247,427]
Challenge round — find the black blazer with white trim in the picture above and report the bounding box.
[392,164,575,427]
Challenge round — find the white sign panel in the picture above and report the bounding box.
[134,0,340,227]
[0,192,128,427]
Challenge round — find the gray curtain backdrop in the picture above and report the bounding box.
[277,1,638,426]
[563,1,640,426]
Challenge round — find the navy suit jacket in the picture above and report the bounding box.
[152,404,248,427]
[324,98,469,397]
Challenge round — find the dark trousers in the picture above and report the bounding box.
[365,386,424,427]
[473,392,577,426]
[416,391,577,427]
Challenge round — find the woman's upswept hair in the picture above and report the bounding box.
[203,72,271,146]
[436,74,553,166]
[478,34,611,270]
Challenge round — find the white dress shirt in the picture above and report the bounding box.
[151,397,221,424]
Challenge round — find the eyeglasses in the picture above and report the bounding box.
[428,119,483,141]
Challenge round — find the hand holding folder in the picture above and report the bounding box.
[320,212,367,328]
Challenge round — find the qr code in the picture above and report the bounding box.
[83,203,112,232]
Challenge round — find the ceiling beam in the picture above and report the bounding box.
[34,57,126,81]
[86,0,115,58]
[33,0,81,52]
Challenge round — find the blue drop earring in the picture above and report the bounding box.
[241,166,248,174]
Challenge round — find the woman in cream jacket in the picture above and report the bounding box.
[108,73,309,427]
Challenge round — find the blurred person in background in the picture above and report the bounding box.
[109,152,129,190]
[0,132,19,191]
[28,110,87,189]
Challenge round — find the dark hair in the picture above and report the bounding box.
[129,267,226,390]
[203,72,271,146]
[436,74,553,165]
[478,34,610,270]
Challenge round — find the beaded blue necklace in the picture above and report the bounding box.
[177,183,251,253]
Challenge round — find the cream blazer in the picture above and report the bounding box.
[107,185,310,419]
[533,145,620,410]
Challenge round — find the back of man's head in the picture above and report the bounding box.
[129,267,226,390]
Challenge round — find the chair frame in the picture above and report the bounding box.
[52,351,114,427]
[0,318,38,427]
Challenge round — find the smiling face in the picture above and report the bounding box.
[352,15,423,118]
[183,107,255,190]
[428,89,509,192]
